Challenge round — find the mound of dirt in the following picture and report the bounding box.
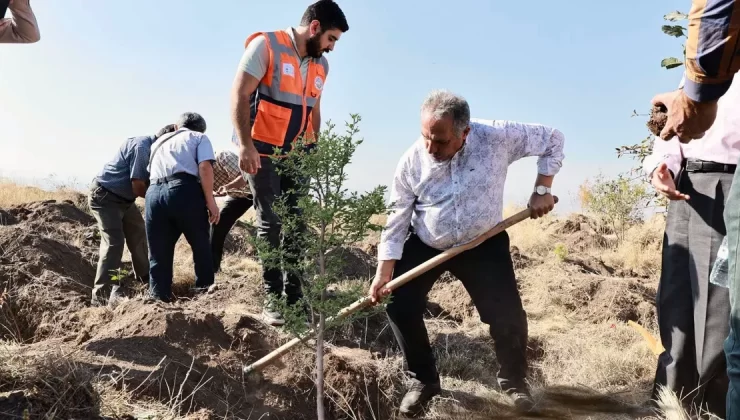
[0,226,95,341]
[262,347,402,419]
[326,246,376,280]
[9,200,94,228]
[221,221,257,257]
[0,226,94,282]
[556,276,656,324]
[510,246,537,269]
[553,214,593,235]
[427,281,475,322]
[547,214,612,252]
[647,104,668,136]
[76,300,284,418]
[321,347,401,418]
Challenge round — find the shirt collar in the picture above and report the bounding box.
[285,26,301,56]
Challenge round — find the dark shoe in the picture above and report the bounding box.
[399,379,441,416]
[262,299,285,326]
[507,388,535,413]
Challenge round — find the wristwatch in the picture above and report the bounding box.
[534,185,552,196]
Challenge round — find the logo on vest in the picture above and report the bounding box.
[282,63,295,77]
[314,76,324,91]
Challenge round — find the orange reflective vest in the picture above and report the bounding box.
[243,30,327,155]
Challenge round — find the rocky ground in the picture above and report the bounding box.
[0,192,676,419]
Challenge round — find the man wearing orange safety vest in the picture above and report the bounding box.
[229,0,349,326]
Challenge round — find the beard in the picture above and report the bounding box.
[306,33,328,58]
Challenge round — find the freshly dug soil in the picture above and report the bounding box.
[647,104,668,136]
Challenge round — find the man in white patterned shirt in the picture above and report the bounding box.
[368,90,565,416]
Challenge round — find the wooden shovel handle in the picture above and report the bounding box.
[243,196,558,374]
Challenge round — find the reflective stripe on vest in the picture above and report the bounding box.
[245,30,327,155]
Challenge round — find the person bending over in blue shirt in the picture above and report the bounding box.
[88,123,177,306]
[145,112,220,302]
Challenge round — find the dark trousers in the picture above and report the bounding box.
[210,195,253,272]
[386,232,528,390]
[653,171,732,418]
[725,161,740,419]
[245,156,305,304]
[144,174,213,302]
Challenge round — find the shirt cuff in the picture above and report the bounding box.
[536,157,562,177]
[683,77,733,102]
[377,241,404,261]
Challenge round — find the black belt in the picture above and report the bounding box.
[685,159,737,174]
[152,172,198,185]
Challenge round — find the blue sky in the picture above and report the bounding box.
[0,0,685,212]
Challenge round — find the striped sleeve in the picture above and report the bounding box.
[683,0,740,102]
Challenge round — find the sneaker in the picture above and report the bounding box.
[262,299,285,326]
[399,378,441,416]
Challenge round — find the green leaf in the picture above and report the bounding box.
[661,57,684,69]
[662,25,686,37]
[664,11,688,21]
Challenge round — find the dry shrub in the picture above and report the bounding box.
[0,179,85,208]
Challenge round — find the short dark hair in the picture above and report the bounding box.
[301,0,349,32]
[154,124,177,140]
[176,112,207,133]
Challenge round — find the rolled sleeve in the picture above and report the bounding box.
[498,120,565,176]
[683,0,740,102]
[536,128,565,176]
[378,157,416,261]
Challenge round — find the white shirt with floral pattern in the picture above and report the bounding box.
[378,118,565,261]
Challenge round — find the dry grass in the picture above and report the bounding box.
[504,204,556,256]
[0,179,83,208]
[0,343,101,419]
[602,215,665,277]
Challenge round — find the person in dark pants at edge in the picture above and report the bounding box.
[145,112,220,303]
[368,90,564,416]
[649,1,739,417]
[211,149,253,273]
[645,74,740,418]
[88,124,177,306]
[230,0,349,326]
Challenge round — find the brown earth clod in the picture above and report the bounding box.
[647,104,668,137]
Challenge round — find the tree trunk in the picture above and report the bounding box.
[316,301,326,420]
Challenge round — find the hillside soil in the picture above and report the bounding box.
[0,199,664,419]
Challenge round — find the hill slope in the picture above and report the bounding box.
[0,192,673,419]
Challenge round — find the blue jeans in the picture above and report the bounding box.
[726,162,740,419]
[145,174,213,302]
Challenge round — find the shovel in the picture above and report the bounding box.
[243,196,558,374]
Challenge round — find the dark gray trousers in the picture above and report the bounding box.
[653,170,733,418]
[88,182,148,305]
[245,156,305,304]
